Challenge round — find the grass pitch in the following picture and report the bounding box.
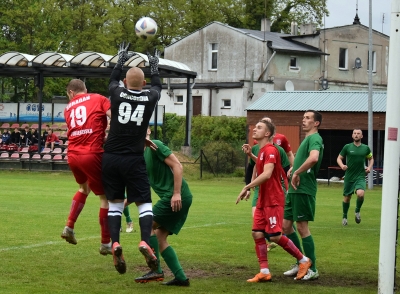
[0,170,393,293]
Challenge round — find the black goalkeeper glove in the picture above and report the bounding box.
[147,49,160,75]
[117,41,136,67]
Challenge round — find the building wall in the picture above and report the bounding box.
[164,23,268,84]
[320,25,389,88]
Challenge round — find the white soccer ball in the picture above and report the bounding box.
[135,17,157,39]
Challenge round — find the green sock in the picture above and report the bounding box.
[287,231,303,254]
[161,246,187,281]
[122,206,132,223]
[149,235,162,273]
[342,202,350,218]
[355,197,364,213]
[302,235,316,271]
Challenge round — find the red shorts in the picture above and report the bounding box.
[68,152,104,195]
[252,205,284,235]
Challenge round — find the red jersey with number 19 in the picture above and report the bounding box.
[64,93,110,154]
[256,143,285,208]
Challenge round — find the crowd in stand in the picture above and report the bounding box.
[0,124,67,156]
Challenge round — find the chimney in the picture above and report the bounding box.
[291,22,298,35]
[261,18,271,32]
[299,23,316,35]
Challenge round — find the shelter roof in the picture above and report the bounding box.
[246,91,387,112]
[0,51,197,79]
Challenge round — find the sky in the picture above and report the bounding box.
[324,0,392,35]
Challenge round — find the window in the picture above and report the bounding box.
[222,99,231,108]
[339,48,348,69]
[209,43,218,70]
[290,57,297,69]
[175,95,183,103]
[367,51,377,72]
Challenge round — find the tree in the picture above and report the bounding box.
[271,0,329,33]
[242,0,328,33]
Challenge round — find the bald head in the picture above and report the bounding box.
[125,67,146,90]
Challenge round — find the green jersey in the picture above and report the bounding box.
[144,140,192,200]
[250,143,290,168]
[289,133,324,195]
[339,143,372,182]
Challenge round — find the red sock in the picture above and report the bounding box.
[277,235,303,260]
[255,237,268,269]
[66,191,87,228]
[99,208,110,244]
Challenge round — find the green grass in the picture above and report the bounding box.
[0,170,393,293]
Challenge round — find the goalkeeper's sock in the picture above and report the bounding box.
[343,201,350,218]
[355,197,364,213]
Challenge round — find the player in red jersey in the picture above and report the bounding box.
[61,79,112,257]
[237,119,311,282]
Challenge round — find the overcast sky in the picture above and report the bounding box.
[324,0,392,35]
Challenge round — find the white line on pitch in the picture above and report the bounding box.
[0,223,226,252]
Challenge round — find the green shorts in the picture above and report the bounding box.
[284,193,315,222]
[251,187,260,207]
[153,195,192,235]
[343,179,366,196]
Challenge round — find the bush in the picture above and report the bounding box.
[201,141,244,174]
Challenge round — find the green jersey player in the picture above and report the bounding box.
[337,129,374,226]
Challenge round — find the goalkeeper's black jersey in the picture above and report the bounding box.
[104,66,161,154]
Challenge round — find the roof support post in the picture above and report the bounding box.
[35,72,44,153]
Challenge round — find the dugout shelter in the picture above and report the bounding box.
[0,51,197,150]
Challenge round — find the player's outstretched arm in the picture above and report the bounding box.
[147,49,162,96]
[110,42,136,87]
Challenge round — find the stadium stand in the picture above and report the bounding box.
[52,148,62,154]
[0,153,10,159]
[42,154,52,161]
[1,123,10,128]
[20,123,29,129]
[30,124,38,129]
[41,148,51,154]
[20,147,29,153]
[31,154,42,161]
[20,153,30,161]
[53,154,63,161]
[10,153,20,159]
[10,123,20,129]
[59,123,68,131]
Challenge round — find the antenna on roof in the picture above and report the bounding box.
[353,0,361,25]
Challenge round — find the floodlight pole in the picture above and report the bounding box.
[378,1,400,293]
[367,0,373,189]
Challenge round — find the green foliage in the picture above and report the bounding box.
[201,141,244,174]
[162,114,247,156]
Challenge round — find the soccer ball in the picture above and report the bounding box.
[135,17,157,39]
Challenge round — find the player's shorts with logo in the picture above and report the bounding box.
[343,178,366,196]
[68,152,104,195]
[153,196,192,235]
[102,152,152,204]
[284,193,316,222]
[253,205,284,234]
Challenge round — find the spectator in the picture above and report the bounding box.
[1,128,11,144]
[42,125,50,145]
[20,126,32,146]
[30,128,39,145]
[45,129,59,150]
[10,128,21,145]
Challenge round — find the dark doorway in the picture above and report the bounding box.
[193,96,202,116]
